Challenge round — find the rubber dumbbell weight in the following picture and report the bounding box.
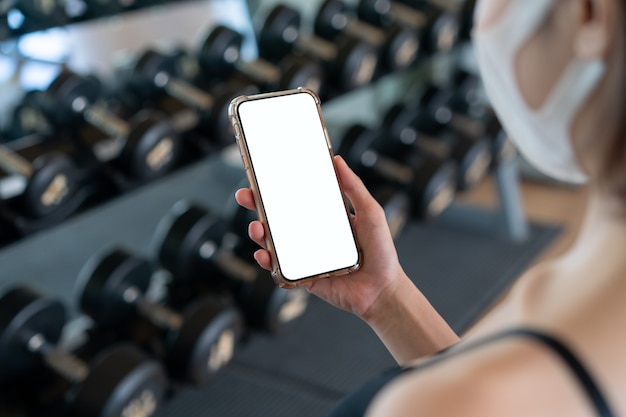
[338,123,456,219]
[411,84,494,188]
[357,0,460,54]
[383,102,491,191]
[76,247,244,385]
[0,286,168,417]
[39,70,181,181]
[314,0,420,72]
[259,4,379,93]
[0,135,78,218]
[130,48,257,147]
[199,25,324,94]
[154,202,309,334]
[370,185,411,239]
[226,203,311,331]
[78,0,136,19]
[5,0,67,32]
[434,70,517,170]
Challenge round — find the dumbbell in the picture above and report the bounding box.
[130,48,257,147]
[40,70,181,181]
[339,123,456,219]
[314,0,420,72]
[259,4,379,92]
[0,286,167,417]
[5,0,67,31]
[416,81,495,183]
[199,25,324,94]
[79,0,135,18]
[383,102,491,191]
[0,136,77,218]
[154,202,309,334]
[357,0,460,53]
[441,71,517,170]
[76,247,244,385]
[370,185,410,239]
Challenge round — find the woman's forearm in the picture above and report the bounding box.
[362,273,460,365]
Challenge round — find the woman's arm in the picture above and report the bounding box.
[236,156,459,364]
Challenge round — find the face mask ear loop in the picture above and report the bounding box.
[537,58,607,124]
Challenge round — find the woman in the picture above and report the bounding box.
[236,0,626,415]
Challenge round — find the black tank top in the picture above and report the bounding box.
[327,328,615,417]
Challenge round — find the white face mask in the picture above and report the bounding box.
[472,0,606,184]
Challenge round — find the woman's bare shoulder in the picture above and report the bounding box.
[365,333,593,417]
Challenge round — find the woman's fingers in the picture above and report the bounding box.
[254,249,272,271]
[235,188,256,211]
[248,220,266,249]
[334,156,380,215]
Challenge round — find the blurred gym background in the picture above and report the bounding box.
[0,0,587,416]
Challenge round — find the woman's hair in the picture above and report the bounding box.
[597,0,626,200]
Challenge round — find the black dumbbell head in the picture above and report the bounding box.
[82,0,125,18]
[153,201,228,280]
[10,90,49,137]
[168,298,244,384]
[71,344,167,417]
[383,24,420,70]
[209,82,259,148]
[338,124,381,172]
[259,5,301,62]
[357,0,392,27]
[409,156,456,218]
[76,248,152,327]
[131,49,179,97]
[120,110,181,180]
[382,103,422,152]
[24,152,78,218]
[371,185,410,239]
[17,0,67,25]
[239,278,309,334]
[451,136,491,191]
[0,286,66,380]
[426,10,459,53]
[278,55,325,92]
[198,25,244,77]
[314,0,349,41]
[333,36,379,90]
[44,70,101,125]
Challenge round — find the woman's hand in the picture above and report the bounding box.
[236,155,458,363]
[235,155,405,319]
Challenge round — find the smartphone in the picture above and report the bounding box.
[229,89,360,288]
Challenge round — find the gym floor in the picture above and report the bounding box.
[460,176,588,262]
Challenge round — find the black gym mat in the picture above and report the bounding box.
[155,215,559,417]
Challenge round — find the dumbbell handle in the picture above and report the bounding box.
[344,17,386,46]
[362,150,414,184]
[215,250,257,282]
[297,35,337,62]
[80,101,130,139]
[0,145,33,178]
[199,237,258,282]
[435,107,486,139]
[235,59,282,86]
[25,332,89,383]
[388,2,428,29]
[123,286,183,331]
[154,72,214,111]
[425,0,461,12]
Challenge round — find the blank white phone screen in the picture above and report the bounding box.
[237,92,359,281]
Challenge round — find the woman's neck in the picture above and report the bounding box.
[560,188,626,274]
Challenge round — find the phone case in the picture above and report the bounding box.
[229,88,361,288]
